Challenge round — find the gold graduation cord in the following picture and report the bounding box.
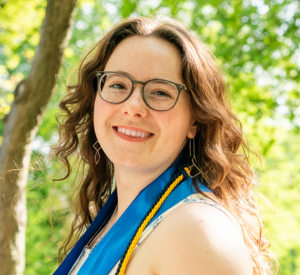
[116,167,191,275]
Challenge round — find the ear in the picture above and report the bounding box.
[187,120,198,139]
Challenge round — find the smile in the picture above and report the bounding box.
[113,126,154,142]
[117,127,151,138]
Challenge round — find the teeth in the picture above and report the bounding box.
[117,127,151,138]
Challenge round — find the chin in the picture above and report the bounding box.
[111,154,148,168]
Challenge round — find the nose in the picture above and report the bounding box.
[120,84,147,118]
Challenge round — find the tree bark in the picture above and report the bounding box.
[0,1,77,274]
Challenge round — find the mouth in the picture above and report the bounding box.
[113,126,154,141]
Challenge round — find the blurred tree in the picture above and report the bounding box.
[0,0,77,274]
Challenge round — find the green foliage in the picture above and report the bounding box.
[0,0,46,145]
[0,0,46,74]
[25,154,77,274]
[259,130,300,273]
[1,0,299,274]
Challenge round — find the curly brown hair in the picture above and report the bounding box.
[53,15,277,274]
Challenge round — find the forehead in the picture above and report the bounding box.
[104,36,183,82]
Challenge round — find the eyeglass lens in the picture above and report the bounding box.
[99,72,178,110]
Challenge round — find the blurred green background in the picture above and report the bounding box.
[0,0,299,274]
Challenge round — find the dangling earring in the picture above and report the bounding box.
[188,138,201,178]
[93,141,101,165]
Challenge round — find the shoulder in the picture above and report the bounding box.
[150,198,253,275]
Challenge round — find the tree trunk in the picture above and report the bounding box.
[0,1,77,274]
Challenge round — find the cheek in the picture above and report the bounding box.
[93,96,110,135]
[163,102,194,140]
[94,97,100,119]
[157,108,192,138]
[94,97,103,127]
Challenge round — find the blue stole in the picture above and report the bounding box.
[53,156,210,275]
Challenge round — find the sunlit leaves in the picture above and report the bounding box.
[0,0,46,76]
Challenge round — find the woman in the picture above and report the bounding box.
[53,16,276,275]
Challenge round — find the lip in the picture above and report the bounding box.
[113,125,154,142]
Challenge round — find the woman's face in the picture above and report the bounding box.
[94,36,197,173]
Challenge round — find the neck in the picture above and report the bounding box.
[113,161,175,219]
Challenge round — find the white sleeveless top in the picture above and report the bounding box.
[69,193,240,275]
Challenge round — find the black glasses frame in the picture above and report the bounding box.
[95,71,191,111]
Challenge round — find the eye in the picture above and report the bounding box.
[109,83,126,90]
[152,90,172,98]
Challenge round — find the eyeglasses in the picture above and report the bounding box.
[95,71,191,111]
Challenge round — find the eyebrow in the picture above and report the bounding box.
[114,70,162,81]
[115,70,132,77]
